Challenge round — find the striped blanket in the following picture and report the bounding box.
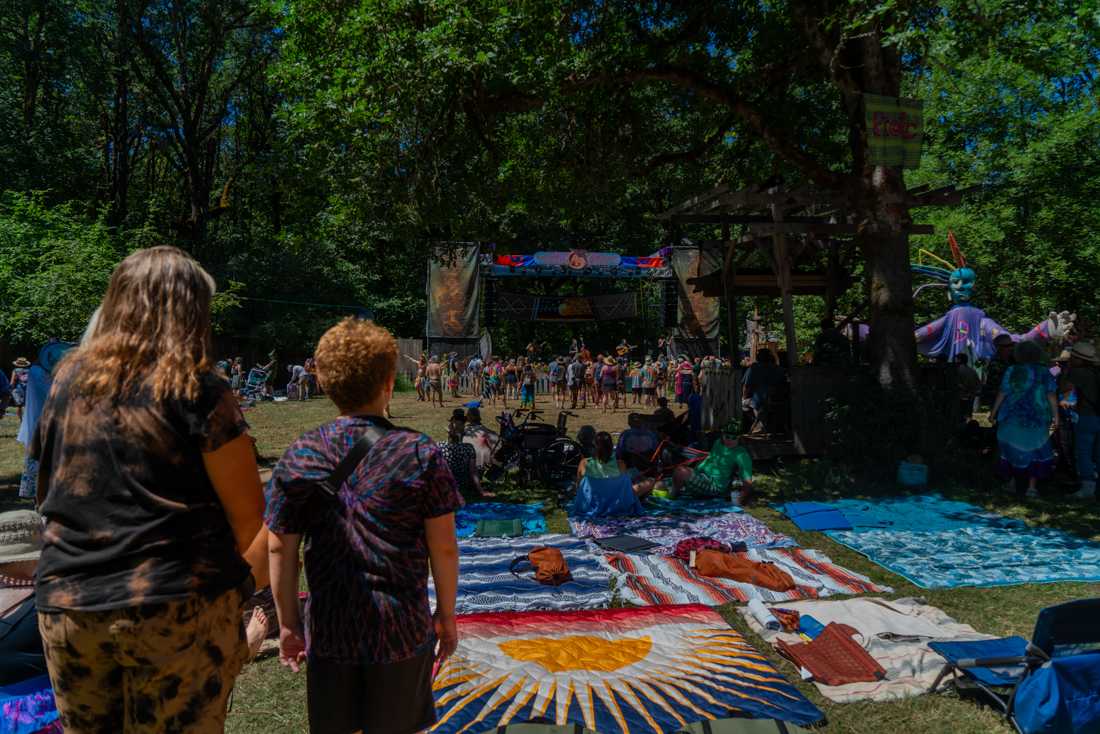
[570,511,795,553]
[605,548,890,606]
[430,534,613,614]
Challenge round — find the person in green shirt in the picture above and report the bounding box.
[670,422,753,504]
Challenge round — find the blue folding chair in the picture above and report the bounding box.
[929,598,1100,733]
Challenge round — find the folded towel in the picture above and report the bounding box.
[749,599,781,630]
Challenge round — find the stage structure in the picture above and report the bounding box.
[425,245,722,356]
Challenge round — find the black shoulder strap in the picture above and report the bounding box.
[318,417,399,498]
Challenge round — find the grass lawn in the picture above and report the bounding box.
[3,393,1098,733]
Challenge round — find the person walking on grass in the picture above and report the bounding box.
[601,356,620,413]
[1062,342,1100,500]
[990,340,1058,499]
[427,355,445,407]
[32,246,270,733]
[519,362,537,409]
[267,317,461,734]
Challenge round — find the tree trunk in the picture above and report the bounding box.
[107,0,131,227]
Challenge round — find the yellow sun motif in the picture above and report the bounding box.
[499,635,652,672]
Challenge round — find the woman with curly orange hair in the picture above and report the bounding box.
[32,246,269,733]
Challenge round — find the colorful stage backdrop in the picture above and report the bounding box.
[497,291,639,322]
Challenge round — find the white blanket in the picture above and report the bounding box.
[738,597,995,702]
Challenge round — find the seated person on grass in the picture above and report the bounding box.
[577,432,655,499]
[670,422,753,504]
[616,413,660,471]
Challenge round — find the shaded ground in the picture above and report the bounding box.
[3,394,1098,733]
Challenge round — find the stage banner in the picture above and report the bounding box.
[673,246,721,343]
[497,292,638,322]
[426,245,480,338]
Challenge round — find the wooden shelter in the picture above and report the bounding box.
[661,181,973,456]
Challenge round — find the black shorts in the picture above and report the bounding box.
[307,649,435,734]
[632,387,642,395]
[644,387,656,395]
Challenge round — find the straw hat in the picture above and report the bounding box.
[1071,342,1099,364]
[0,511,43,564]
[604,356,616,366]
[1057,349,1073,362]
[12,358,29,368]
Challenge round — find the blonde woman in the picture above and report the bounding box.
[32,246,268,733]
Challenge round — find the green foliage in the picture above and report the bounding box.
[0,193,123,344]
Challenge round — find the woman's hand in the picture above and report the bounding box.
[278,625,307,673]
[434,611,458,664]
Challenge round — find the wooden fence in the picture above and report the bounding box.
[699,367,741,431]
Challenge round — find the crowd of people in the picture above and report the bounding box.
[404,341,737,413]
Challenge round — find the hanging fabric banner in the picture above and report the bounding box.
[489,249,671,278]
[864,94,923,168]
[673,246,721,343]
[426,245,481,338]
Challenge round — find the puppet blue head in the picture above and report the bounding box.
[948,267,976,305]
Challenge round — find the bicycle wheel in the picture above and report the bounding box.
[539,438,584,486]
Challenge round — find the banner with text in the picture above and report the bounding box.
[864,94,923,168]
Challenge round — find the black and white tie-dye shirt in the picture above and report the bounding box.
[264,416,463,664]
[32,369,252,613]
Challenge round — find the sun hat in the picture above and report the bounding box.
[721,419,740,438]
[0,511,42,564]
[12,358,29,368]
[1071,342,1099,364]
[604,356,616,366]
[1057,349,1072,362]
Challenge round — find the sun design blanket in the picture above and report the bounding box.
[605,548,890,607]
[456,502,547,539]
[570,512,795,554]
[824,495,1100,588]
[431,605,823,734]
[429,535,613,614]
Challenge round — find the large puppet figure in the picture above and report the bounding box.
[909,232,1074,361]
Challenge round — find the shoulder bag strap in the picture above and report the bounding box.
[319,417,399,497]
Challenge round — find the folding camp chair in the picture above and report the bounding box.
[928,598,1100,733]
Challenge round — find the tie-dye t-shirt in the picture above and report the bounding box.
[264,416,463,665]
[32,369,251,612]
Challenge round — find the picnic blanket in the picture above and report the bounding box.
[455,502,547,539]
[642,496,742,516]
[778,501,852,531]
[738,597,997,702]
[605,548,890,606]
[824,495,1100,588]
[827,495,1023,531]
[431,604,823,733]
[570,511,795,554]
[0,675,59,734]
[429,535,612,614]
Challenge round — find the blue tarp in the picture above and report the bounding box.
[778,501,853,531]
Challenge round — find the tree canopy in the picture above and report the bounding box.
[1,0,1096,365]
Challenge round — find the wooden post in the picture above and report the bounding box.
[722,224,735,363]
[770,204,798,370]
